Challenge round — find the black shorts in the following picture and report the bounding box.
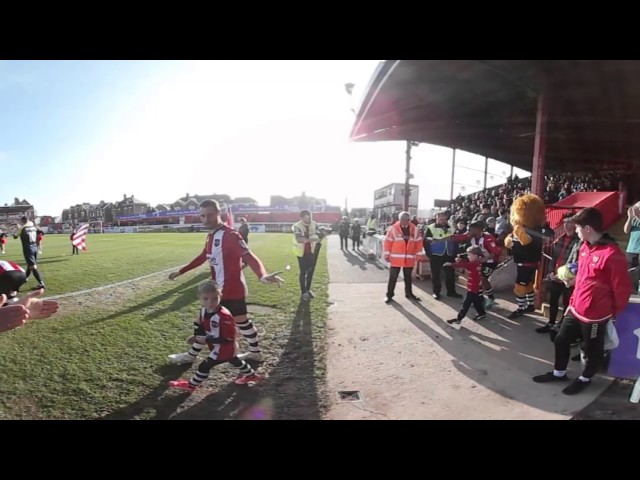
[220,298,248,317]
[23,247,38,267]
[0,270,27,296]
[516,266,537,285]
[481,262,497,278]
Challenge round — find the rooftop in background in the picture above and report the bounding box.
[350,60,640,172]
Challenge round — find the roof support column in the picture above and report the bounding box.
[404,141,412,211]
[450,149,456,200]
[532,93,548,310]
[531,93,548,198]
[483,156,489,190]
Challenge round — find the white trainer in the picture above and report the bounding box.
[237,352,264,362]
[167,352,197,365]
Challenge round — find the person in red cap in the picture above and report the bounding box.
[533,207,632,395]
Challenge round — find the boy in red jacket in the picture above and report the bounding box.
[533,207,632,395]
[445,246,487,324]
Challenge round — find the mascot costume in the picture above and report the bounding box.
[504,194,546,319]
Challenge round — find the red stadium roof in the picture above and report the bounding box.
[350,60,640,172]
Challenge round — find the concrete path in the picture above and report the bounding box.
[324,235,611,420]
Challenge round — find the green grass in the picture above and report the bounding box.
[0,233,329,420]
[1,233,210,295]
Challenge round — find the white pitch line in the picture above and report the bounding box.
[42,265,186,301]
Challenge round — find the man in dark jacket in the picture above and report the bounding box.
[536,213,581,334]
[238,218,250,244]
[338,217,350,250]
[533,208,632,395]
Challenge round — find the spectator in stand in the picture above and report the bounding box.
[472,204,491,224]
[484,217,497,238]
[454,220,467,255]
[495,209,509,238]
[448,171,623,240]
[536,214,581,334]
[624,202,640,294]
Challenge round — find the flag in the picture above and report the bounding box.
[224,205,234,229]
[72,223,90,251]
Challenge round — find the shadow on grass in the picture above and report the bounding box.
[59,272,211,331]
[99,364,193,420]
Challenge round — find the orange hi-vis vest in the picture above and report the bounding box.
[383,221,423,268]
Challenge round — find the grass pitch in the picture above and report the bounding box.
[0,232,329,419]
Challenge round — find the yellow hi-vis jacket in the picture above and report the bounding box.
[292,220,319,257]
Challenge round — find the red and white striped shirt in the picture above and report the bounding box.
[180,225,257,300]
[199,306,237,361]
[0,261,25,274]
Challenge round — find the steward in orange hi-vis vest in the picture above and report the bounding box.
[383,221,423,267]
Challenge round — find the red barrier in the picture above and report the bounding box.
[545,191,621,231]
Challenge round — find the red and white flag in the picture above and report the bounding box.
[72,223,90,251]
[224,205,234,229]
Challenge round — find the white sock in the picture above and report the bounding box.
[578,375,591,382]
[553,369,566,377]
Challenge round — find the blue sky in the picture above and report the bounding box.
[0,60,529,218]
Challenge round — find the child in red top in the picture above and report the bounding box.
[168,281,262,391]
[445,246,487,324]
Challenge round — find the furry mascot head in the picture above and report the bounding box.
[509,194,546,232]
[504,192,546,251]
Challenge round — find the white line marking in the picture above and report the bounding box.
[42,265,186,301]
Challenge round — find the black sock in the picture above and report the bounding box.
[33,270,43,284]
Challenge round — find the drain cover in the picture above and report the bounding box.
[338,390,362,402]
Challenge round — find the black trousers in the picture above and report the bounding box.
[548,281,573,324]
[458,292,486,319]
[0,270,27,298]
[198,356,245,374]
[352,236,361,249]
[339,235,349,249]
[387,266,414,298]
[554,314,607,379]
[429,254,456,295]
[297,254,315,294]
